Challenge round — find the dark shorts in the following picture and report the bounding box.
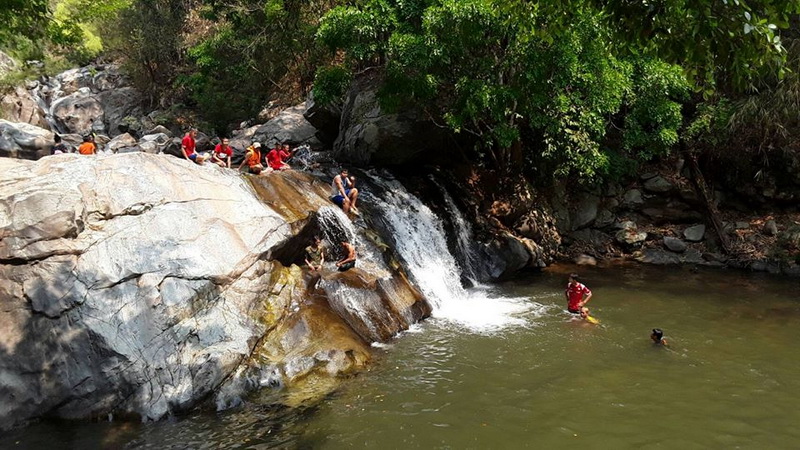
[248,165,262,174]
[568,308,580,314]
[338,260,355,272]
[188,153,198,160]
[331,189,352,207]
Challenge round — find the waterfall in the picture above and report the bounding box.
[363,174,531,331]
[431,178,480,284]
[315,205,388,277]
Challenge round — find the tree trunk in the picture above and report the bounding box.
[683,145,731,254]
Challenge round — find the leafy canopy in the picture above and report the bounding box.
[316,0,733,178]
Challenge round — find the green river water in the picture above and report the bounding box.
[4,264,800,449]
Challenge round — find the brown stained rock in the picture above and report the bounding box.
[248,171,332,225]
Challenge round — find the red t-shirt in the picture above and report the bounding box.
[213,144,232,161]
[182,135,196,156]
[566,282,591,311]
[266,148,289,169]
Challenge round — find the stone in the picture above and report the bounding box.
[615,228,648,247]
[763,219,778,236]
[683,224,706,242]
[104,133,137,153]
[0,50,17,76]
[605,183,622,197]
[303,94,342,146]
[91,65,128,92]
[779,227,800,250]
[678,187,700,205]
[702,252,727,263]
[570,194,600,230]
[782,263,800,277]
[640,172,658,180]
[55,68,95,96]
[481,233,533,279]
[99,87,142,136]
[612,220,637,231]
[641,206,702,224]
[0,157,431,430]
[51,90,105,135]
[145,125,173,137]
[643,175,674,193]
[735,221,750,230]
[0,119,54,159]
[635,248,680,265]
[594,209,616,228]
[0,85,49,129]
[681,248,705,264]
[622,189,644,207]
[333,81,452,165]
[663,236,687,253]
[253,103,321,148]
[574,254,597,266]
[512,208,561,258]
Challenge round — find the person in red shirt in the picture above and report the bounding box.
[266,143,292,170]
[211,137,233,168]
[565,273,592,314]
[181,129,207,164]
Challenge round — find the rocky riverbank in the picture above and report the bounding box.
[0,153,430,430]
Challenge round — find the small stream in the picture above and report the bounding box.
[4,264,800,449]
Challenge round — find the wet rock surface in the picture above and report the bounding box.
[0,155,430,430]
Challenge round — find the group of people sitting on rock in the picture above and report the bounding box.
[50,134,97,155]
[57,126,363,273]
[179,129,295,174]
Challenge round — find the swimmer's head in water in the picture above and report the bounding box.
[651,328,664,342]
[580,307,590,318]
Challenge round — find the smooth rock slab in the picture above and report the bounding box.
[663,236,687,253]
[683,224,706,242]
[643,175,674,193]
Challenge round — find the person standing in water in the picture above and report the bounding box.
[651,328,669,346]
[335,241,357,271]
[565,273,592,314]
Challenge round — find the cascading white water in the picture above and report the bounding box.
[364,175,532,331]
[431,178,480,284]
[315,205,388,277]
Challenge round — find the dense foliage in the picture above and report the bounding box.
[2,0,799,178]
[315,0,799,178]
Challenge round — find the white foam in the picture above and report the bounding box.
[365,175,542,332]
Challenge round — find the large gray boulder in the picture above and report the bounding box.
[643,175,674,193]
[0,85,49,129]
[104,133,138,153]
[99,87,142,136]
[0,155,429,430]
[622,189,644,208]
[303,94,342,145]
[54,68,95,96]
[683,224,706,242]
[663,236,687,253]
[253,103,321,148]
[333,84,451,166]
[51,90,105,135]
[570,194,600,230]
[615,228,648,248]
[0,120,53,159]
